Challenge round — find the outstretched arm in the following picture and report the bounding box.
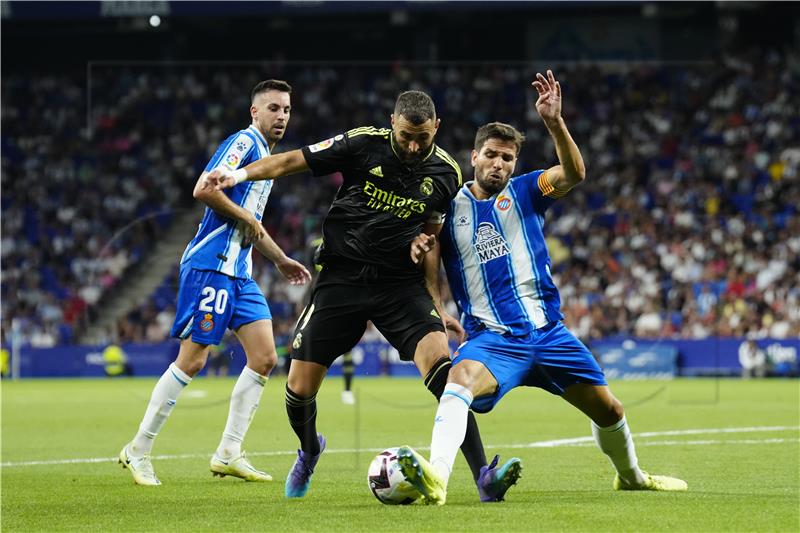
[204,149,310,190]
[532,70,586,192]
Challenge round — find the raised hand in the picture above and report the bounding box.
[532,69,562,126]
[276,257,312,285]
[410,233,436,265]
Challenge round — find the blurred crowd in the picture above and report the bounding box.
[2,48,798,347]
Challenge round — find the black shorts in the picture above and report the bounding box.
[290,267,445,367]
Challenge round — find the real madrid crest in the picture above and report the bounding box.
[420,177,434,196]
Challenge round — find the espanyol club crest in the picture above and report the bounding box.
[200,313,215,332]
[496,195,512,211]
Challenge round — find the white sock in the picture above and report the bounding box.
[429,383,473,486]
[592,416,646,485]
[130,363,191,456]
[216,366,267,459]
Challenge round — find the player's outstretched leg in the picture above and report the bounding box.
[574,384,688,492]
[613,472,688,491]
[396,446,447,505]
[285,433,326,498]
[119,444,161,486]
[424,357,487,483]
[477,454,523,502]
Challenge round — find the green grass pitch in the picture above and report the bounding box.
[2,376,798,532]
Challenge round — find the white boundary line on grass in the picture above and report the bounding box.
[2,425,798,468]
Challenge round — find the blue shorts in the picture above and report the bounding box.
[452,321,606,413]
[170,266,272,345]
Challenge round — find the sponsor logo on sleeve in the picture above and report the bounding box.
[308,138,334,153]
[225,153,240,168]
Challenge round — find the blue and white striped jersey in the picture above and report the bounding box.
[180,125,274,279]
[440,169,565,337]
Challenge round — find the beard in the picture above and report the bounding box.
[392,133,429,163]
[396,145,426,163]
[475,171,508,195]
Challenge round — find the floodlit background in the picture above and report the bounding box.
[1,2,798,532]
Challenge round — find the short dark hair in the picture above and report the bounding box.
[251,79,292,103]
[474,122,525,155]
[394,90,436,125]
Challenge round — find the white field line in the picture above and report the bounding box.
[2,425,797,468]
[505,425,800,448]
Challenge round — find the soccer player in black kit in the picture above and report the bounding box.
[206,91,521,503]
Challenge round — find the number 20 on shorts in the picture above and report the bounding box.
[198,287,229,314]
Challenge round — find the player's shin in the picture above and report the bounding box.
[216,366,267,458]
[131,363,192,455]
[285,384,321,455]
[591,416,646,486]
[425,358,487,480]
[429,383,473,485]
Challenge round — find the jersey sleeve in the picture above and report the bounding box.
[204,132,256,172]
[428,182,454,224]
[300,131,355,176]
[515,169,569,213]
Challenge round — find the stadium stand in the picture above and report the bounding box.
[2,51,798,348]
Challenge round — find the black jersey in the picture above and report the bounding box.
[301,126,462,280]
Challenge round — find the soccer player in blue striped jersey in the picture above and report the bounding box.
[119,80,311,486]
[398,70,687,505]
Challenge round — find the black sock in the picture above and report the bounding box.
[342,352,354,391]
[285,385,320,455]
[424,357,487,482]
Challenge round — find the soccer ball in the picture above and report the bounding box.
[367,447,420,505]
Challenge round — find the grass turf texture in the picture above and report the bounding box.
[2,377,798,532]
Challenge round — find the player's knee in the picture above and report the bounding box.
[249,349,278,376]
[611,398,625,421]
[447,363,473,388]
[596,397,624,427]
[413,332,450,370]
[178,357,206,377]
[287,371,316,397]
